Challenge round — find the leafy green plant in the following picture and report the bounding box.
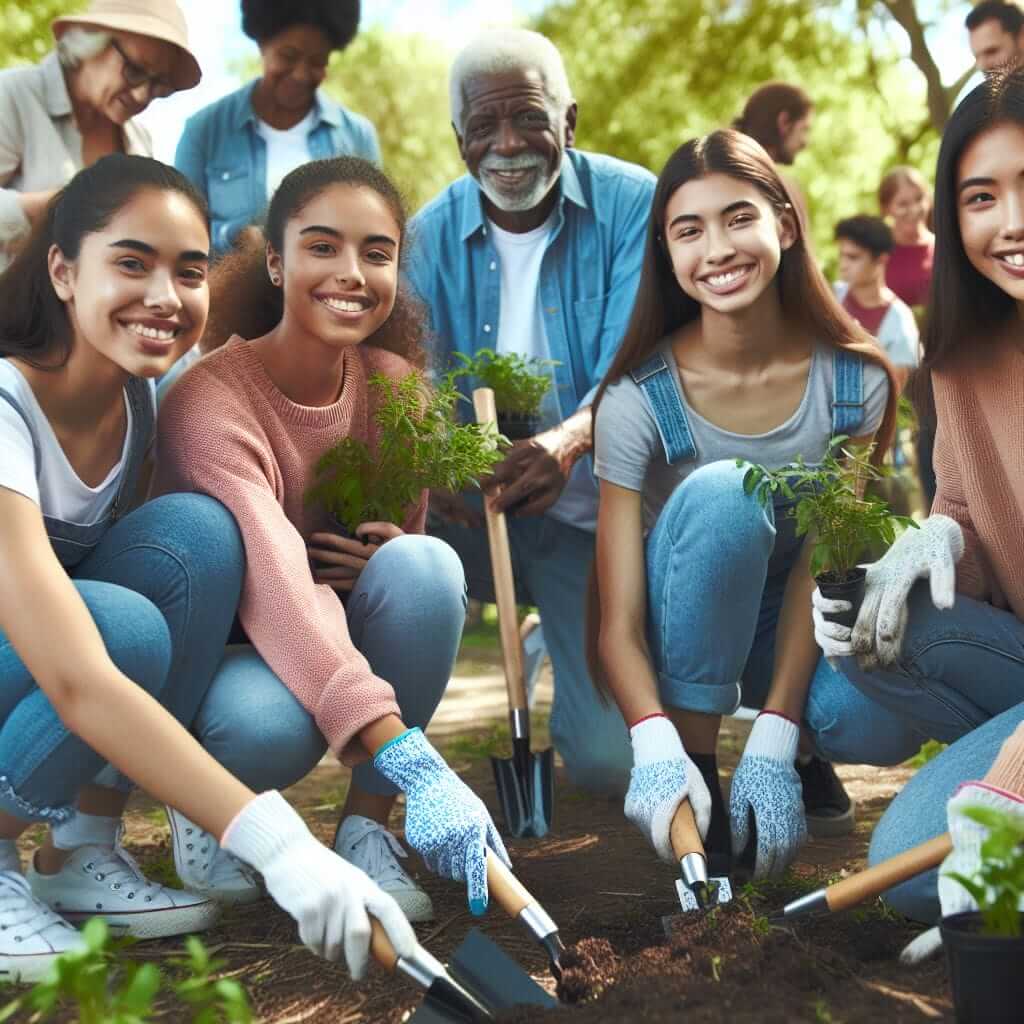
[906,739,948,769]
[946,805,1024,938]
[449,348,558,416]
[306,371,504,535]
[171,937,252,1023]
[738,436,917,581]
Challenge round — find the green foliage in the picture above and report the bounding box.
[0,919,252,1024]
[946,806,1024,938]
[306,372,504,534]
[905,739,947,769]
[449,348,559,416]
[0,1,88,68]
[739,436,917,579]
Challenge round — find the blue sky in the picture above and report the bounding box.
[138,0,975,162]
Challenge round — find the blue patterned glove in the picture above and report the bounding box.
[373,728,510,915]
[730,713,805,880]
[624,715,711,863]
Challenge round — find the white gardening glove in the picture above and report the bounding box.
[729,713,806,879]
[900,782,1024,963]
[623,714,711,864]
[222,791,416,979]
[811,587,855,665]
[852,515,964,669]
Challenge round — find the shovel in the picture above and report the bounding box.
[473,387,555,839]
[661,799,733,937]
[769,831,953,922]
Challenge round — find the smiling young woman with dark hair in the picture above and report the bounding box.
[814,70,1024,934]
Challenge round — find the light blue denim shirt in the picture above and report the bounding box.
[175,80,381,254]
[406,149,656,419]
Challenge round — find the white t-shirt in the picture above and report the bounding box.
[488,213,599,532]
[256,109,317,201]
[0,359,131,525]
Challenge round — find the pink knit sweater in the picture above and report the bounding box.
[931,339,1024,797]
[152,337,426,764]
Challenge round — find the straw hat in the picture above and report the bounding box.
[52,0,201,92]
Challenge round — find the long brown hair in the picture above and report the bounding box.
[202,157,426,369]
[732,82,813,157]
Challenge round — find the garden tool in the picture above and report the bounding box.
[661,800,733,936]
[473,387,554,839]
[769,832,952,923]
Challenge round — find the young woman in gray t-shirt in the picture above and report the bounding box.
[589,130,907,886]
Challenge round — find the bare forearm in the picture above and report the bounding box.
[599,624,663,726]
[18,189,57,226]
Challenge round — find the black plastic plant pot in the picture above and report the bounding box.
[496,411,541,442]
[815,566,866,630]
[940,912,1024,1023]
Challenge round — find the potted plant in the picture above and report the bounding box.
[305,371,505,538]
[940,804,1024,1023]
[738,437,917,627]
[449,348,559,440]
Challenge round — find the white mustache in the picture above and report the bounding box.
[480,157,544,173]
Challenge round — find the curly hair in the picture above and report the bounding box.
[241,0,360,50]
[203,157,426,370]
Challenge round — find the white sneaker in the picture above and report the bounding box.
[167,807,262,905]
[333,815,434,923]
[27,836,220,940]
[0,870,85,983]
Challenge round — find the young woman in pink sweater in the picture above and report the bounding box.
[813,70,1024,937]
[152,157,509,924]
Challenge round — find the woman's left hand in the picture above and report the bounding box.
[308,523,403,592]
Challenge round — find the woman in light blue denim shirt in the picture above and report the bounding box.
[174,1,380,255]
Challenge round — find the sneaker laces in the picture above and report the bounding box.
[81,834,166,902]
[0,870,71,943]
[346,823,413,888]
[177,819,257,889]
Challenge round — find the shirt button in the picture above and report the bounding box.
[483,324,492,333]
[489,261,496,271]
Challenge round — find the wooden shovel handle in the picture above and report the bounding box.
[473,388,528,712]
[370,916,399,971]
[670,798,706,861]
[825,833,952,913]
[485,848,534,917]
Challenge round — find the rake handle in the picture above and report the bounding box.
[473,388,529,714]
[825,833,952,913]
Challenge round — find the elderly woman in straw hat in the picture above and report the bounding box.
[0,0,201,271]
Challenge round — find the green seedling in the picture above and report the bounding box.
[171,936,253,1023]
[945,805,1024,937]
[739,436,917,582]
[709,954,724,983]
[906,739,947,769]
[449,348,558,416]
[306,371,505,535]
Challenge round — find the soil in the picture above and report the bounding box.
[9,650,952,1023]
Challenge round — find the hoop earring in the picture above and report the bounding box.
[270,274,281,286]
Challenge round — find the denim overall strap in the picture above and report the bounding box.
[0,388,42,476]
[629,352,697,463]
[831,349,865,436]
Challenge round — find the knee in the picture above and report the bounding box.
[662,460,767,536]
[372,535,467,619]
[89,584,172,695]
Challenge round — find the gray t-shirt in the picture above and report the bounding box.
[594,343,889,531]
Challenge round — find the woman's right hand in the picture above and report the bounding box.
[221,791,416,979]
[623,715,711,863]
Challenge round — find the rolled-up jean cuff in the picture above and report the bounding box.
[93,763,134,793]
[0,774,75,825]
[659,676,743,716]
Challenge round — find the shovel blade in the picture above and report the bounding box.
[491,746,554,838]
[449,928,558,1012]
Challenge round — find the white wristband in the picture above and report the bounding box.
[629,715,686,766]
[221,791,310,871]
[745,713,800,762]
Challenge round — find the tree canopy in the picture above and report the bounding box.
[0,1,87,67]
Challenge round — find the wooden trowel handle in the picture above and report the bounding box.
[670,799,706,860]
[473,388,528,713]
[370,916,399,971]
[826,833,952,913]
[486,848,534,917]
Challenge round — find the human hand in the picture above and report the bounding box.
[900,782,1024,963]
[429,488,483,529]
[373,728,511,915]
[484,432,570,517]
[852,515,963,669]
[729,713,806,880]
[308,524,403,592]
[624,715,711,863]
[222,791,416,978]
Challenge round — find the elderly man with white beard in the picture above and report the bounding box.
[406,29,654,794]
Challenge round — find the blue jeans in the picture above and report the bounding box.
[646,461,926,764]
[0,494,244,823]
[868,703,1024,922]
[430,500,632,794]
[192,535,466,797]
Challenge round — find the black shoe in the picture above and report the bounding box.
[796,756,855,838]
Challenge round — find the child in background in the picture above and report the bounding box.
[834,215,919,390]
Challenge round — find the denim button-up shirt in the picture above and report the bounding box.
[175,80,381,254]
[406,149,655,419]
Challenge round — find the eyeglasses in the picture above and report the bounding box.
[110,39,174,100]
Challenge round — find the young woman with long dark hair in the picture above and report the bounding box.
[591,130,920,881]
[152,157,508,926]
[818,71,1024,940]
[0,155,415,982]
